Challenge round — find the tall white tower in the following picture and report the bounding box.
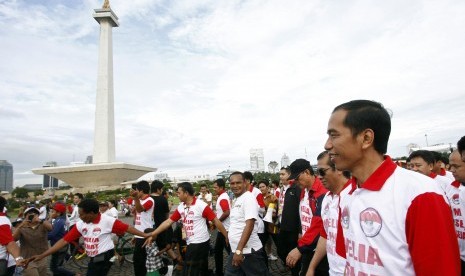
[92,2,119,163]
[250,148,265,172]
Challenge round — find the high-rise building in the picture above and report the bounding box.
[250,148,265,172]
[0,160,13,192]
[281,153,290,168]
[43,161,59,189]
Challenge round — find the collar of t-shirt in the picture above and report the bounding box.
[451,180,461,188]
[429,172,438,179]
[439,168,447,176]
[91,213,102,224]
[217,190,225,196]
[328,179,352,196]
[185,197,197,206]
[141,194,150,200]
[0,212,5,216]
[352,155,397,191]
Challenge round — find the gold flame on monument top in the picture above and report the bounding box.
[103,0,110,9]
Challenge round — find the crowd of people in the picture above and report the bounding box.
[1,99,465,276]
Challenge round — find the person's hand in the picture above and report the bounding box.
[232,252,244,267]
[25,255,44,266]
[142,236,153,247]
[15,257,25,267]
[286,248,302,268]
[130,189,139,198]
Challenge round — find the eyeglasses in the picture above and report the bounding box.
[317,167,331,177]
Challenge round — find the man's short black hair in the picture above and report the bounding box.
[258,179,269,186]
[333,100,391,154]
[177,182,195,196]
[200,183,208,188]
[409,150,435,165]
[430,151,442,163]
[280,166,291,174]
[214,178,225,189]
[458,136,465,154]
[75,193,84,200]
[271,180,279,187]
[229,171,245,182]
[137,180,151,194]
[151,180,164,193]
[0,196,6,213]
[78,198,99,214]
[243,171,253,182]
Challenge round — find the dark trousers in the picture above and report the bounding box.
[50,249,75,276]
[214,231,231,276]
[224,248,270,276]
[134,238,148,276]
[276,230,300,276]
[184,240,210,276]
[87,250,114,276]
[299,252,328,276]
[461,259,465,276]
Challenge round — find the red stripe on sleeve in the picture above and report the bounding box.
[406,192,460,275]
[219,199,230,212]
[0,225,13,246]
[142,200,154,211]
[256,193,265,208]
[112,219,129,236]
[170,209,181,222]
[63,225,82,243]
[202,206,216,221]
[298,216,322,248]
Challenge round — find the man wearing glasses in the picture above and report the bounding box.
[306,151,352,276]
[286,158,328,276]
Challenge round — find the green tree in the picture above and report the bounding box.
[11,187,30,199]
[34,190,44,197]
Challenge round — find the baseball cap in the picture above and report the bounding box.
[288,159,312,180]
[24,207,40,216]
[53,203,66,214]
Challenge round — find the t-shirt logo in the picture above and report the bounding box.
[452,194,460,205]
[359,208,382,237]
[92,227,101,236]
[323,202,330,216]
[82,228,88,236]
[341,206,350,229]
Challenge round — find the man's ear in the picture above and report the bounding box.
[360,129,375,150]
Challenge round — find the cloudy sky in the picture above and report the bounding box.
[1,0,464,186]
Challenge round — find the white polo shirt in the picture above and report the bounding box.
[300,189,312,235]
[64,213,128,257]
[134,195,154,238]
[320,180,351,276]
[338,156,459,275]
[170,197,216,245]
[429,172,453,195]
[228,191,262,254]
[444,180,465,261]
[215,191,231,230]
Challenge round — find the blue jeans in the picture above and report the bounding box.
[225,248,270,276]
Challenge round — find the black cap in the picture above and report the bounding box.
[288,159,311,180]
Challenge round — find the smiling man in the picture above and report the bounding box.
[324,100,459,275]
[408,150,452,193]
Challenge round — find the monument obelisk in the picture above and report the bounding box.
[93,0,118,163]
[32,1,156,191]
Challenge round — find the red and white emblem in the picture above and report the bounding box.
[341,206,350,229]
[82,228,88,236]
[359,208,382,237]
[452,194,460,205]
[92,227,101,236]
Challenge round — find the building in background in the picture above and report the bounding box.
[250,148,265,172]
[43,161,59,189]
[281,153,290,168]
[0,160,13,192]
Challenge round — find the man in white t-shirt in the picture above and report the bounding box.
[409,150,452,192]
[225,171,269,276]
[325,100,459,275]
[28,199,148,276]
[131,180,155,276]
[198,184,213,209]
[213,178,231,276]
[146,182,227,276]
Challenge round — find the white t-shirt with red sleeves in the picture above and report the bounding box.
[338,157,459,276]
[429,172,453,195]
[300,189,312,235]
[321,182,351,276]
[64,213,128,257]
[170,197,216,245]
[228,191,262,254]
[249,186,265,233]
[0,214,13,260]
[444,180,465,261]
[134,195,154,238]
[215,191,231,231]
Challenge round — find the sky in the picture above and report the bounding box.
[1,0,464,186]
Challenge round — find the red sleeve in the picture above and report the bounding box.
[170,209,181,222]
[298,216,322,248]
[219,199,230,212]
[256,193,265,208]
[202,206,216,221]
[63,225,82,242]
[335,206,346,258]
[112,219,129,236]
[319,223,328,239]
[275,191,280,198]
[142,200,154,211]
[406,192,460,275]
[0,225,13,246]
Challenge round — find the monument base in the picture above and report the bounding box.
[32,162,156,192]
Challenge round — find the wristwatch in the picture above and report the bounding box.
[235,249,242,255]
[15,256,24,261]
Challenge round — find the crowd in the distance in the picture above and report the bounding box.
[1,99,465,276]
